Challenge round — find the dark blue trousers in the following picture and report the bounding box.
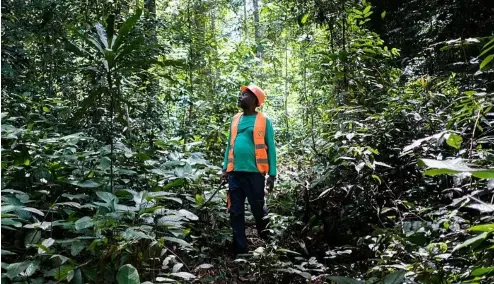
[228,171,268,254]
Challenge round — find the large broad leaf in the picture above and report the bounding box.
[96,191,118,203]
[95,23,108,49]
[177,209,198,221]
[468,203,494,213]
[419,158,494,179]
[122,228,153,241]
[64,40,86,57]
[24,260,40,277]
[1,205,44,216]
[164,236,192,247]
[383,270,406,284]
[326,276,364,284]
[469,224,494,233]
[194,263,213,271]
[117,264,140,284]
[155,277,177,282]
[114,9,143,50]
[6,261,32,279]
[401,132,446,155]
[453,232,489,252]
[170,272,196,280]
[70,180,101,188]
[70,241,86,256]
[74,216,94,231]
[99,157,111,170]
[73,268,84,284]
[106,14,115,49]
[1,249,16,255]
[3,218,23,228]
[471,266,494,277]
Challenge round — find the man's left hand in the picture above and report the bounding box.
[266,176,276,192]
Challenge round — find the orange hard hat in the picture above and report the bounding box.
[240,84,265,106]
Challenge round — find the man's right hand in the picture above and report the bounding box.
[221,171,228,184]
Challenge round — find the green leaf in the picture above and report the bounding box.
[0,205,18,213]
[100,157,111,170]
[75,216,94,231]
[24,260,40,277]
[469,224,494,233]
[164,236,192,247]
[363,6,371,14]
[445,133,462,149]
[483,37,494,49]
[67,270,75,282]
[164,179,185,190]
[178,209,198,221]
[6,261,31,279]
[419,158,494,179]
[25,230,42,247]
[64,40,85,57]
[381,11,386,19]
[2,218,22,228]
[38,238,55,254]
[480,54,494,70]
[471,266,494,277]
[73,268,84,284]
[114,9,143,50]
[402,131,446,154]
[301,13,309,24]
[276,248,301,255]
[106,14,115,48]
[1,249,16,255]
[23,207,44,216]
[163,197,183,204]
[96,191,118,203]
[372,174,382,184]
[383,270,406,284]
[467,203,494,213]
[51,254,71,265]
[86,36,104,54]
[170,272,196,280]
[480,43,494,57]
[117,264,140,284]
[326,276,364,284]
[453,232,489,252]
[45,264,74,280]
[155,277,177,282]
[122,228,153,241]
[43,106,50,112]
[70,241,86,256]
[195,263,214,270]
[71,180,101,188]
[95,23,108,49]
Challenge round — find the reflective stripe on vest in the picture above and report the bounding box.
[226,112,269,175]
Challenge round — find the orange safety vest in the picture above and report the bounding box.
[226,112,269,175]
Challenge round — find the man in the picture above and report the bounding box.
[221,84,277,255]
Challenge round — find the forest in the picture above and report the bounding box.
[1,0,494,283]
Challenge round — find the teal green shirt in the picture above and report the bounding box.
[222,113,277,177]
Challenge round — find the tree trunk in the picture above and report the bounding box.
[252,0,261,58]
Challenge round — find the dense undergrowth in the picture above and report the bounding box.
[2,0,494,283]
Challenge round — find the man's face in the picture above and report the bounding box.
[238,91,257,109]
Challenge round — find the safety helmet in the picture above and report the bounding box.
[240,84,265,107]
